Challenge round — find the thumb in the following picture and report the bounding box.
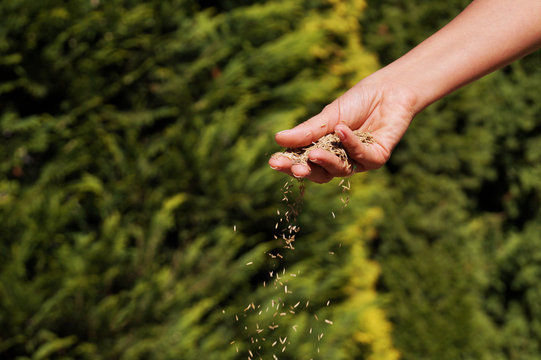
[275,101,341,148]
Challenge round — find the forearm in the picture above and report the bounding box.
[369,0,541,114]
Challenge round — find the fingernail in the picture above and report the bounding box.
[277,130,290,135]
[309,157,320,164]
[270,165,280,170]
[335,129,345,141]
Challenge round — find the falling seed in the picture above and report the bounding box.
[272,341,277,347]
[326,300,331,306]
[230,341,235,344]
[306,300,310,308]
[284,285,287,293]
[246,262,253,266]
[329,251,335,255]
[234,225,237,232]
[339,179,344,186]
[236,315,239,321]
[249,350,253,357]
[331,211,335,219]
[314,314,319,320]
[325,319,333,325]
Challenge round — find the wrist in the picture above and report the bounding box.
[359,66,426,117]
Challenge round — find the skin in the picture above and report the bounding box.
[269,0,541,184]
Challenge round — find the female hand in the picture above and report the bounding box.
[269,77,418,183]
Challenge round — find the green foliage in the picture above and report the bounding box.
[361,1,541,359]
[0,0,397,359]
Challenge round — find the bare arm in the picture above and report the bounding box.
[270,0,541,183]
[382,0,541,113]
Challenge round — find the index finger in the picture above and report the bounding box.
[275,101,341,148]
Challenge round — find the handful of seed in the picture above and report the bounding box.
[273,130,375,171]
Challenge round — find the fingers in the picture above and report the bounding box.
[275,101,341,148]
[269,155,333,184]
[334,123,389,170]
[307,149,355,177]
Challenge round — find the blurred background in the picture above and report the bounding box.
[2,0,541,359]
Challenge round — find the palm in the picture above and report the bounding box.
[338,81,417,167]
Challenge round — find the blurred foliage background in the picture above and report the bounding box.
[1,0,541,359]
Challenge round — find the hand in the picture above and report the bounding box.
[269,77,418,183]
